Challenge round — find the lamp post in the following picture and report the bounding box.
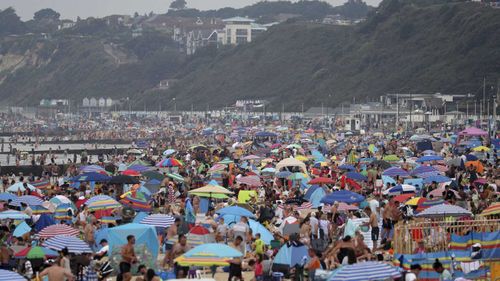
[172,98,176,112]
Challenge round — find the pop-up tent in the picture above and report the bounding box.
[107,223,159,267]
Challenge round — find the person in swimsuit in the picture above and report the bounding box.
[120,235,137,281]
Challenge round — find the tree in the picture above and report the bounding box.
[170,0,187,10]
[34,8,60,22]
[0,7,26,36]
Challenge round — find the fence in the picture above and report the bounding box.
[393,218,500,255]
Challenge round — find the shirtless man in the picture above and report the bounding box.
[0,244,12,269]
[172,234,191,278]
[39,260,75,281]
[363,207,379,251]
[120,235,137,281]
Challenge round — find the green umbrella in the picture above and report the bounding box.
[142,171,166,181]
[218,158,233,165]
[191,192,229,199]
[27,246,46,259]
[166,173,184,182]
[383,155,400,162]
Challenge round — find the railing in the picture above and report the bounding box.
[393,218,500,254]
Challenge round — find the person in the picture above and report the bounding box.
[228,236,244,281]
[39,259,75,281]
[84,220,96,251]
[305,249,321,281]
[363,207,379,251]
[253,233,265,256]
[172,234,190,278]
[0,243,12,269]
[146,268,161,281]
[119,235,137,281]
[59,247,71,273]
[216,217,228,242]
[405,264,422,281]
[433,259,452,281]
[413,240,425,254]
[94,239,109,260]
[135,265,148,281]
[253,255,264,281]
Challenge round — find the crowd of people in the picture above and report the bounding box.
[0,114,498,281]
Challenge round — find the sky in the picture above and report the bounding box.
[1,0,382,21]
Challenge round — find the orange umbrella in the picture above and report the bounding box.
[465,160,483,174]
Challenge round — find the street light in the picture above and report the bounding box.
[172,97,176,112]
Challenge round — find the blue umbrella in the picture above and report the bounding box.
[382,167,410,177]
[328,261,401,281]
[0,210,29,220]
[0,269,27,281]
[339,164,356,171]
[0,192,17,201]
[163,149,176,156]
[13,221,31,237]
[410,166,439,177]
[248,219,274,245]
[216,206,256,218]
[127,165,151,172]
[255,131,277,137]
[6,182,36,192]
[345,172,368,181]
[71,172,111,182]
[272,241,309,269]
[184,243,243,258]
[416,155,444,163]
[423,175,451,184]
[276,171,292,178]
[465,154,478,161]
[304,185,321,200]
[320,190,365,204]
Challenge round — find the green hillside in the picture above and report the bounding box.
[165,0,500,111]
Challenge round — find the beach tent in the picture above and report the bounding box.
[272,241,309,272]
[309,188,327,208]
[248,219,273,245]
[108,223,159,267]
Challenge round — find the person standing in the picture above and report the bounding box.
[364,207,379,251]
[119,235,137,281]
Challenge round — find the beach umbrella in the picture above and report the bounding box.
[163,149,176,156]
[127,148,142,155]
[423,175,451,184]
[320,190,365,204]
[345,172,367,181]
[31,205,52,215]
[6,182,36,192]
[383,184,416,195]
[208,164,227,173]
[242,155,261,160]
[237,175,261,187]
[338,164,356,171]
[392,193,415,203]
[308,177,335,185]
[121,169,141,176]
[79,165,105,173]
[120,193,151,212]
[261,167,276,173]
[416,204,472,218]
[428,187,460,199]
[371,160,392,169]
[432,164,449,173]
[87,197,121,211]
[416,198,445,212]
[186,225,215,246]
[472,146,490,152]
[39,224,80,239]
[329,261,401,281]
[142,171,165,181]
[9,195,44,207]
[383,155,400,162]
[14,246,58,259]
[336,202,359,212]
[43,235,92,254]
[0,269,28,281]
[140,214,175,228]
[248,219,274,244]
[422,150,437,155]
[13,221,31,237]
[216,206,255,218]
[127,164,151,172]
[166,172,184,182]
[382,167,410,177]
[0,192,17,201]
[85,195,113,205]
[275,171,292,178]
[188,184,234,195]
[218,158,234,165]
[174,255,231,267]
[272,241,309,270]
[156,158,183,167]
[416,155,444,163]
[109,175,140,184]
[410,166,439,177]
[184,243,243,258]
[479,202,500,217]
[71,172,111,182]
[49,195,72,206]
[405,197,423,206]
[465,154,479,161]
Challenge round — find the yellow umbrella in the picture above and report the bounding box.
[472,146,490,152]
[479,202,500,216]
[188,184,234,195]
[405,197,422,206]
[295,155,309,162]
[174,255,230,266]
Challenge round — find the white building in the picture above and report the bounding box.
[89,98,97,107]
[221,17,255,45]
[82,97,90,107]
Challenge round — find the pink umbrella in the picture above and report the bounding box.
[432,165,448,173]
[208,164,227,173]
[429,187,460,199]
[242,155,261,160]
[237,175,261,187]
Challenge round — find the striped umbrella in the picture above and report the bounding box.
[54,203,76,220]
[236,175,261,187]
[85,195,114,205]
[186,225,215,246]
[14,246,58,259]
[0,210,29,220]
[416,198,445,212]
[156,158,183,167]
[9,195,44,207]
[85,195,121,211]
[43,235,92,254]
[480,202,500,217]
[79,165,105,173]
[383,167,410,177]
[49,195,72,206]
[31,205,53,214]
[208,164,227,173]
[39,224,80,239]
[0,269,27,281]
[329,261,401,281]
[140,214,176,228]
[174,255,230,266]
[120,193,151,212]
[416,204,472,218]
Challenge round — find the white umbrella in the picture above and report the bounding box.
[416,204,472,218]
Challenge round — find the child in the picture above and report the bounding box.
[249,255,264,281]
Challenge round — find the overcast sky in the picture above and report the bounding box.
[1,0,382,21]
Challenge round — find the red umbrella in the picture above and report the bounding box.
[75,198,87,209]
[308,177,335,185]
[122,169,141,176]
